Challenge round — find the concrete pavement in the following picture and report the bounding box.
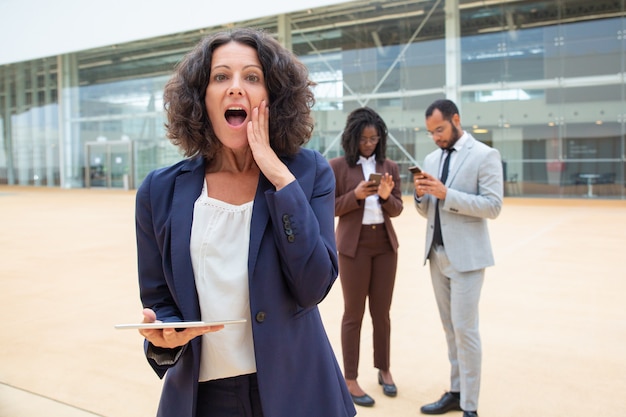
[1,186,625,417]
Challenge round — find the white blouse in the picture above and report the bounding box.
[190,181,256,382]
[357,154,384,224]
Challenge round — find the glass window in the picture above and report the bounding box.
[0,0,623,198]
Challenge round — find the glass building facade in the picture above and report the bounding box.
[0,0,624,198]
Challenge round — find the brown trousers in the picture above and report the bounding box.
[339,223,398,379]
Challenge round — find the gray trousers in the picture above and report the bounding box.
[429,245,484,412]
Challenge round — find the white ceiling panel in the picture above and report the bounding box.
[0,0,354,65]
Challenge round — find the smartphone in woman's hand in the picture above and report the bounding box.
[368,173,382,185]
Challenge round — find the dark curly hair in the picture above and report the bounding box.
[341,107,388,167]
[163,27,316,160]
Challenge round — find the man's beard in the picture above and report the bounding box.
[448,124,461,147]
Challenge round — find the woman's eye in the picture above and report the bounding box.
[214,74,227,82]
[246,74,260,82]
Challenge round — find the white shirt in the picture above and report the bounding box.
[357,155,384,225]
[190,181,256,381]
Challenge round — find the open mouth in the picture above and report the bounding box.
[225,108,247,127]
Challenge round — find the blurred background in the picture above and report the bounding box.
[0,0,624,199]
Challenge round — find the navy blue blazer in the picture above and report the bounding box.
[135,149,356,417]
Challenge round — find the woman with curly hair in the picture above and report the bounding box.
[329,107,404,408]
[133,28,355,417]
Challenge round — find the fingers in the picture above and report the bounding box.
[139,326,160,340]
[138,308,159,339]
[247,111,258,143]
[413,171,433,189]
[414,171,433,181]
[380,173,394,188]
[160,325,224,347]
[375,173,394,194]
[414,175,446,199]
[247,100,269,146]
[141,323,224,349]
[257,100,268,136]
[358,181,378,198]
[142,308,157,323]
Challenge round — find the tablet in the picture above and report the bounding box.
[114,319,247,330]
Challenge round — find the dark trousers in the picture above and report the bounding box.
[196,373,264,417]
[339,223,397,379]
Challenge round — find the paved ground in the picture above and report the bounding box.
[1,186,625,417]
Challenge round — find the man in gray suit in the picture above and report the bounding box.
[412,99,503,417]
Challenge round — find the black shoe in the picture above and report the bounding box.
[463,411,478,417]
[420,392,461,414]
[377,371,397,397]
[350,393,375,407]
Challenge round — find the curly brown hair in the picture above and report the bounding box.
[163,27,316,160]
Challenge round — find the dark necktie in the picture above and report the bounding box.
[432,148,454,247]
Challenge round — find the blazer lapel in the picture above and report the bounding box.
[248,174,271,280]
[170,157,205,319]
[447,135,474,186]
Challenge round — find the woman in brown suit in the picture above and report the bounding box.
[329,107,403,407]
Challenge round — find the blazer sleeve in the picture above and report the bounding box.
[329,157,363,218]
[135,169,187,377]
[135,169,182,321]
[264,151,339,308]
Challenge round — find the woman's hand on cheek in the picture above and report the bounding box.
[247,100,295,190]
[247,100,271,151]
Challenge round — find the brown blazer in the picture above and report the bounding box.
[329,157,403,258]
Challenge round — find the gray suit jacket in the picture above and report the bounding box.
[415,133,503,272]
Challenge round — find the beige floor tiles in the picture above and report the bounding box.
[1,186,625,417]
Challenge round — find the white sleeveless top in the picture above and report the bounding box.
[190,180,256,381]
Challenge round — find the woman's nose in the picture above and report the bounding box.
[228,79,243,96]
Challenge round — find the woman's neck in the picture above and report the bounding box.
[207,147,256,174]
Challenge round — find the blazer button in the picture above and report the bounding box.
[255,311,266,323]
[287,235,295,243]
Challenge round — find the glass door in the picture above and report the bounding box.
[85,141,133,189]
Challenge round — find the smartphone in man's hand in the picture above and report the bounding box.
[408,165,422,175]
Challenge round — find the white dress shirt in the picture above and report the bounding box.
[357,155,384,225]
